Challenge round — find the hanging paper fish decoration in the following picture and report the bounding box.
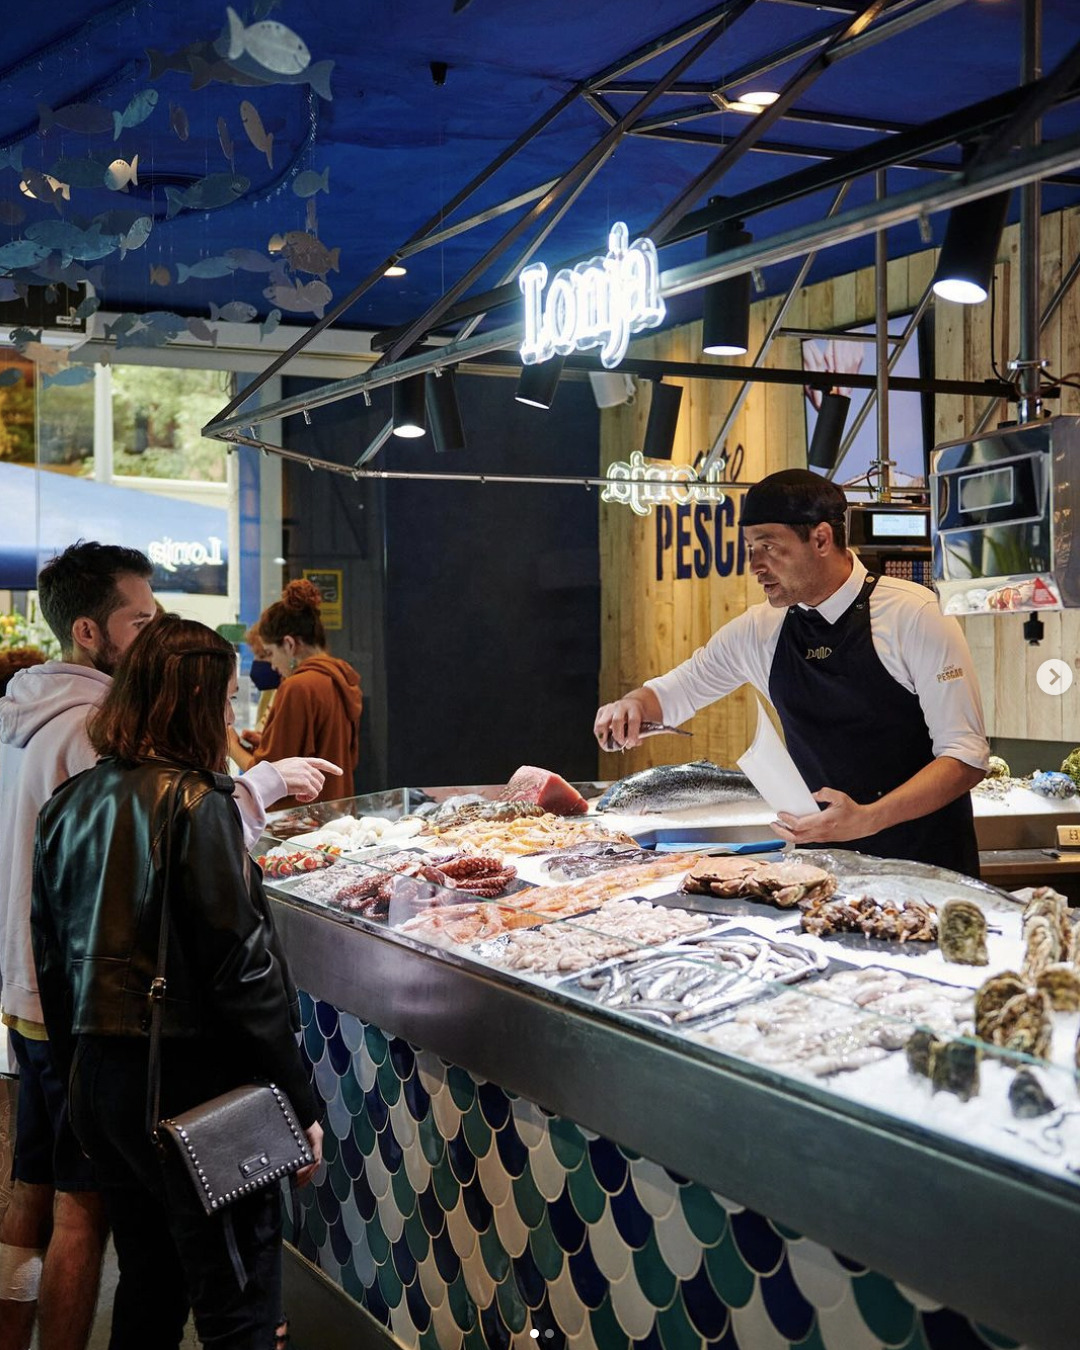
[198,50,334,101]
[0,146,24,173]
[176,256,238,283]
[164,173,250,219]
[278,231,340,278]
[42,365,96,388]
[225,247,279,273]
[0,240,53,273]
[0,366,23,385]
[26,257,104,289]
[149,265,171,286]
[38,101,115,136]
[251,0,283,19]
[305,197,318,235]
[217,117,235,171]
[209,300,258,323]
[119,216,153,257]
[20,171,70,208]
[239,101,273,170]
[10,331,70,375]
[105,156,139,192]
[74,294,100,319]
[224,6,310,74]
[259,308,281,339]
[50,156,110,189]
[25,220,121,264]
[140,311,189,337]
[113,89,158,140]
[0,202,26,227]
[147,43,213,80]
[8,327,41,353]
[263,278,331,318]
[169,102,190,142]
[292,168,328,199]
[103,313,142,339]
[185,317,218,345]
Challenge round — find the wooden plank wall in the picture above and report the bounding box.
[598,205,1080,776]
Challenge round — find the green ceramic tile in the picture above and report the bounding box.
[448,1271,478,1331]
[463,1324,487,1350]
[567,1158,606,1224]
[340,1258,367,1304]
[320,1129,340,1165]
[419,1111,445,1166]
[392,1163,418,1218]
[772,1219,803,1241]
[433,1152,461,1213]
[893,1322,931,1350]
[330,1150,352,1203]
[632,1229,677,1310]
[447,1065,476,1111]
[528,1209,565,1283]
[496,1267,529,1333]
[479,1224,510,1283]
[304,1201,327,1248]
[405,1210,431,1264]
[463,1098,492,1159]
[376,1255,403,1310]
[419,1324,442,1350]
[656,1291,701,1350]
[680,1185,727,1247]
[511,1163,547,1230]
[352,1106,376,1158]
[367,1212,390,1266]
[340,1065,367,1115]
[376,1057,402,1107]
[703,1229,755,1310]
[853,1271,916,1345]
[793,1322,829,1350]
[549,1118,587,1171]
[589,1292,624,1350]
[364,1024,388,1065]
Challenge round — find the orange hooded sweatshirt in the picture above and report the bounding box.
[252,654,362,809]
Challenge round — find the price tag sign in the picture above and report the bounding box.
[302,568,343,630]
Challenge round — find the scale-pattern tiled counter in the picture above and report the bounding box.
[287,992,1024,1350]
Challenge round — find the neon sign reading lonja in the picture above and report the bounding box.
[519,222,665,370]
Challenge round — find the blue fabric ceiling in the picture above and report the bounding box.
[2,0,1080,348]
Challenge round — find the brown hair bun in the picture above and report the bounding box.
[282,578,323,611]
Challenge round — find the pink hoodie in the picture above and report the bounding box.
[0,661,283,1026]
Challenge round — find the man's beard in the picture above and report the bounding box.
[89,637,122,676]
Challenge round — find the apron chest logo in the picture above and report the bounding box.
[805,645,833,660]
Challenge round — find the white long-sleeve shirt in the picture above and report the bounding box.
[645,554,989,772]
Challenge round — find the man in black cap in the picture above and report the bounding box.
[594,468,988,874]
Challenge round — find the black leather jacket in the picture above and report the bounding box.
[31,757,317,1128]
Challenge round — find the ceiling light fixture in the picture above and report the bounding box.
[701,198,752,357]
[384,263,407,277]
[736,90,779,110]
[515,356,564,410]
[391,374,427,437]
[931,191,1010,304]
[642,381,683,461]
[807,391,851,471]
[426,369,465,452]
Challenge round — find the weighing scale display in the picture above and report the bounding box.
[870,513,928,539]
[958,465,1015,513]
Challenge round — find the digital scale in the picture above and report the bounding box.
[847,503,934,589]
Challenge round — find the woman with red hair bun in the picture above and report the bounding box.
[231,580,362,809]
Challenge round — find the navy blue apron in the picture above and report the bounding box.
[768,574,980,876]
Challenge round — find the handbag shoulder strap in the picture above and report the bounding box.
[146,772,185,1138]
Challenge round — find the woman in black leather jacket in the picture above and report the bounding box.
[31,615,323,1350]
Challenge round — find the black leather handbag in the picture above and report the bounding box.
[146,777,313,1225]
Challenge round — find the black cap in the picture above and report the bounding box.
[739,468,848,527]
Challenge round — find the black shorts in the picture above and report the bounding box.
[10,1029,97,1192]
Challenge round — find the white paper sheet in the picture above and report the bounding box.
[736,697,820,818]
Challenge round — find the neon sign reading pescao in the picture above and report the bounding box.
[519,222,665,370]
[601,450,727,518]
[149,535,225,572]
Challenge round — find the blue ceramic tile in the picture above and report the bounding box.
[327,1025,351,1076]
[730,1207,784,1276]
[316,1183,340,1228]
[477,1081,511,1130]
[834,1250,867,1274]
[363,1082,389,1133]
[391,1233,417,1287]
[315,999,339,1038]
[403,1070,431,1123]
[432,1225,462,1284]
[329,1214,353,1267]
[567,1237,607,1309]
[388,1037,415,1081]
[610,1179,654,1250]
[494,1118,528,1178]
[633,1324,665,1350]
[548,1183,586,1255]
[681,1258,729,1340]
[339,1127,365,1179]
[588,1137,629,1194]
[353,1166,377,1222]
[761,1255,815,1342]
[365,1274,390,1327]
[480,1298,512,1350]
[448,1126,478,1186]
[512,1244,547,1310]
[462,1174,493,1232]
[297,989,315,1026]
[405,1273,432,1332]
[922,1310,1000,1350]
[376,1118,404,1173]
[418,1180,446,1238]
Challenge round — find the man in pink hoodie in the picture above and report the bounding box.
[0,542,338,1350]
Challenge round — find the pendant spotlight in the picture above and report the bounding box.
[702,197,752,357]
[588,371,636,408]
[515,355,564,410]
[426,369,465,453]
[392,374,427,438]
[642,380,683,461]
[932,179,1010,305]
[807,391,851,472]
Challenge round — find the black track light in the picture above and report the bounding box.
[808,391,851,471]
[392,374,427,438]
[702,199,752,357]
[515,356,564,410]
[425,370,465,453]
[931,190,1010,304]
[642,380,683,461]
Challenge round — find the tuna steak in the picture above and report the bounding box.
[499,765,588,816]
[597,760,759,814]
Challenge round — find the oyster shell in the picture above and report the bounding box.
[938,898,988,965]
[1035,963,1080,1012]
[992,990,1052,1061]
[1022,914,1061,981]
[905,1027,941,1079]
[930,1039,980,1101]
[974,971,1026,1042]
[1008,1068,1057,1119]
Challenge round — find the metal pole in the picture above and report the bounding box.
[873,169,892,500]
[1017,0,1044,424]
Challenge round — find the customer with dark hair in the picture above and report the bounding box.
[0,541,335,1350]
[0,649,47,700]
[595,469,988,874]
[231,579,362,808]
[31,614,322,1350]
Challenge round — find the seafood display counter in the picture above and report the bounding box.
[260,789,1080,1350]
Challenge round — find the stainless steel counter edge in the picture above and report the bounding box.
[273,894,1078,1350]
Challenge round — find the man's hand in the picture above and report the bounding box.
[239,728,262,749]
[296,1121,324,1188]
[271,757,343,803]
[773,787,869,845]
[594,687,663,751]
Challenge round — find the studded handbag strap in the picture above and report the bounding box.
[145,773,185,1140]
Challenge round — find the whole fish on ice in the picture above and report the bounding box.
[596,760,759,813]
